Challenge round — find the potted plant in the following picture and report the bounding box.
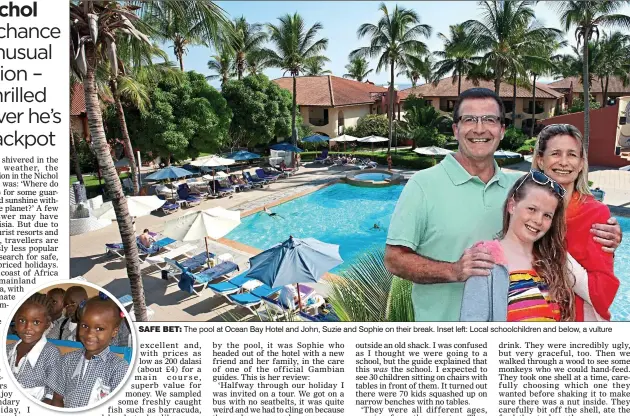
[589,181,605,202]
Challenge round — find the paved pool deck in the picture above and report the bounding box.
[70,161,630,322]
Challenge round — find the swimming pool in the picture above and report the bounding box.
[612,216,630,321]
[354,173,392,181]
[226,183,404,273]
[226,183,630,321]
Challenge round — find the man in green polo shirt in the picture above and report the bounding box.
[385,88,621,321]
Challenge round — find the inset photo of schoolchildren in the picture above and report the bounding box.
[5,282,134,411]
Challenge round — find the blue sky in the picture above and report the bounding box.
[162,1,630,89]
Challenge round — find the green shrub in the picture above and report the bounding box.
[299,151,434,170]
[502,127,529,151]
[355,114,389,137]
[568,96,601,114]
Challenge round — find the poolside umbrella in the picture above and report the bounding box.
[114,157,130,167]
[330,134,358,151]
[191,156,235,194]
[224,150,261,161]
[358,135,388,152]
[145,166,193,182]
[163,207,241,267]
[494,149,521,159]
[413,146,453,156]
[246,236,343,311]
[413,146,454,165]
[270,143,303,153]
[93,196,165,220]
[301,134,329,143]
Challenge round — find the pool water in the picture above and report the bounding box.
[612,216,630,321]
[226,183,404,272]
[354,173,392,181]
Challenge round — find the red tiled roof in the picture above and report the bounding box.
[273,75,388,107]
[70,83,114,115]
[398,76,563,100]
[546,76,630,93]
[70,83,86,116]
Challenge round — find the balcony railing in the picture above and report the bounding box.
[309,118,328,126]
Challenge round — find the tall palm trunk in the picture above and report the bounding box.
[530,73,537,137]
[387,60,394,153]
[237,52,244,80]
[582,27,591,154]
[178,52,184,71]
[110,79,140,195]
[457,62,462,96]
[494,64,501,95]
[84,43,148,322]
[291,75,297,145]
[70,127,84,185]
[512,72,517,126]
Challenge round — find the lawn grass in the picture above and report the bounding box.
[70,172,130,198]
[70,172,129,187]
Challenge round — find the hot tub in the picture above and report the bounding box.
[344,169,403,187]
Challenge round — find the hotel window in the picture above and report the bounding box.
[527,100,545,114]
[446,100,456,111]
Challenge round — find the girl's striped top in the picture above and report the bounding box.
[507,270,560,322]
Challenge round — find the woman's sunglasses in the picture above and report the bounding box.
[515,170,566,198]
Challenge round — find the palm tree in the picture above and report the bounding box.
[230,17,267,80]
[351,3,432,153]
[594,31,630,107]
[263,13,328,145]
[207,47,235,86]
[343,57,374,82]
[432,23,481,96]
[398,55,433,87]
[245,49,271,76]
[71,1,149,321]
[552,0,630,150]
[327,249,414,322]
[304,56,332,76]
[464,1,562,96]
[400,96,450,150]
[141,1,231,71]
[525,40,565,134]
[109,39,178,196]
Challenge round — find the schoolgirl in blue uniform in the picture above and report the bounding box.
[6,293,62,403]
[52,297,129,408]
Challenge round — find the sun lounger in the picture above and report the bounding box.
[142,243,196,270]
[228,284,283,315]
[228,175,247,192]
[244,171,267,186]
[164,252,216,278]
[177,184,203,206]
[314,149,329,164]
[256,296,293,321]
[105,236,176,258]
[212,180,235,198]
[255,169,278,182]
[207,272,262,302]
[178,261,241,296]
[156,194,180,214]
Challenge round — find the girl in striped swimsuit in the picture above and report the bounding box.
[461,171,575,322]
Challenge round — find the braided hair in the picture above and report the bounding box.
[17,293,54,323]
